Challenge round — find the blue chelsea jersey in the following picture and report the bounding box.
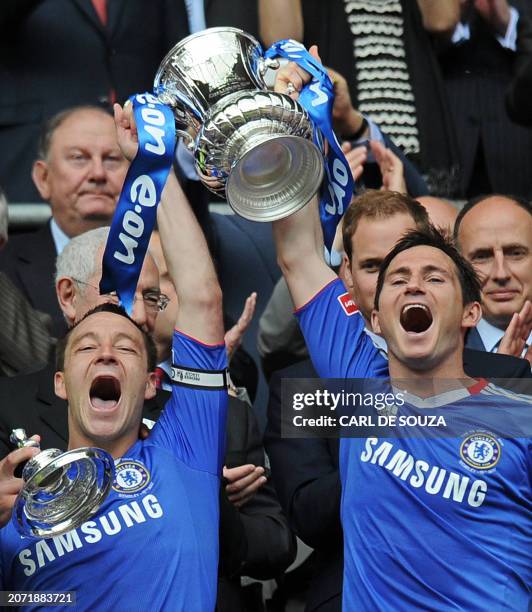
[0,330,228,612]
[296,278,532,610]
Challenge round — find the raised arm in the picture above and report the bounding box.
[272,197,335,310]
[113,103,223,346]
[271,50,336,308]
[258,0,303,47]
[157,173,223,345]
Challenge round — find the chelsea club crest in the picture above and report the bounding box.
[460,432,501,471]
[113,460,151,494]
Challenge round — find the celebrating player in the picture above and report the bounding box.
[273,54,531,610]
[0,103,227,610]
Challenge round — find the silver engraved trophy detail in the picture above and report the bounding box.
[154,27,324,221]
[10,429,115,538]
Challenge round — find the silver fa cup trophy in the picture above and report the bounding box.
[154,27,324,221]
[10,429,115,538]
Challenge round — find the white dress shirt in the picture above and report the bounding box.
[476,317,532,358]
[49,217,70,255]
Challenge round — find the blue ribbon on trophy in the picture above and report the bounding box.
[265,40,354,253]
[100,93,176,314]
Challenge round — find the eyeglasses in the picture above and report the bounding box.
[72,279,170,312]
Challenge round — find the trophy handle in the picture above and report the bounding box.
[257,57,280,77]
[10,428,40,449]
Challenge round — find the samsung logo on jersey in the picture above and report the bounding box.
[18,495,163,577]
[360,438,487,508]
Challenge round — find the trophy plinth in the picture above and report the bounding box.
[10,429,115,538]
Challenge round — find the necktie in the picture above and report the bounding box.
[154,367,167,390]
[92,0,107,25]
[90,0,116,105]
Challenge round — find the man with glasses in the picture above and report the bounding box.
[55,226,168,335]
[0,224,169,456]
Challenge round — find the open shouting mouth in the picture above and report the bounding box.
[90,375,121,410]
[400,304,433,334]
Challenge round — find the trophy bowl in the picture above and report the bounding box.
[154,27,324,221]
[11,430,115,538]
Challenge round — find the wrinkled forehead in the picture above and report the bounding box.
[459,198,532,243]
[67,311,144,353]
[52,109,115,141]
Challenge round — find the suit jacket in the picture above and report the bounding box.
[265,360,342,612]
[438,2,532,197]
[507,14,532,126]
[0,271,53,377]
[0,222,66,338]
[0,0,189,202]
[265,350,530,611]
[0,363,295,612]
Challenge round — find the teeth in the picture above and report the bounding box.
[402,303,429,314]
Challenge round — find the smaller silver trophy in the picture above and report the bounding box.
[154,27,324,222]
[10,429,115,538]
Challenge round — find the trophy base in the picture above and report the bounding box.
[226,135,324,222]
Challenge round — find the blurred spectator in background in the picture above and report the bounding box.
[0,106,128,337]
[455,194,532,363]
[328,68,428,198]
[438,0,532,198]
[417,195,458,233]
[259,0,461,196]
[506,12,532,126]
[0,0,188,203]
[0,187,52,376]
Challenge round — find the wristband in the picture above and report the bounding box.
[345,116,368,142]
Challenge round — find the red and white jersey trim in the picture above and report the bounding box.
[337,292,359,316]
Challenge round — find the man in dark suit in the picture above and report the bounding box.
[0,106,129,337]
[0,223,164,456]
[455,195,532,363]
[0,188,53,376]
[438,0,532,198]
[0,0,189,203]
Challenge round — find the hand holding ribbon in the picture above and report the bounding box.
[100,94,176,314]
[266,42,354,253]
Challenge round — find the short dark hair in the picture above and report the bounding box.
[37,105,113,160]
[55,303,157,372]
[342,190,430,261]
[374,226,481,310]
[454,193,532,243]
